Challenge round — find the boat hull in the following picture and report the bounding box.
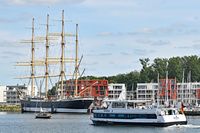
[91,113,187,127]
[21,98,93,113]
[35,113,51,119]
[91,120,187,127]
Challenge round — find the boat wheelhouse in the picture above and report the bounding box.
[90,100,187,127]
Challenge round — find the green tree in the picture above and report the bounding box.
[183,55,200,82]
[152,58,168,80]
[48,86,57,96]
[168,57,183,82]
[139,58,154,82]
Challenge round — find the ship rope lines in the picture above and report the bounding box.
[16,10,78,99]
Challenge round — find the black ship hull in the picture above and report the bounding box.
[21,98,93,113]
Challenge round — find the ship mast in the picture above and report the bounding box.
[45,14,50,98]
[60,10,65,99]
[75,24,79,97]
[16,11,78,99]
[31,18,35,97]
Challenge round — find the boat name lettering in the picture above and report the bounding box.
[104,110,110,112]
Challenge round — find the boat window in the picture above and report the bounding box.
[94,113,157,119]
[165,109,177,115]
[172,110,175,115]
[118,114,125,118]
[127,103,134,109]
[109,114,116,118]
[112,102,125,108]
[168,110,173,115]
[175,110,179,115]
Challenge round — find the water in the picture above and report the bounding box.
[0,112,199,133]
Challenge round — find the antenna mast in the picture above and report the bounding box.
[157,73,160,106]
[165,62,168,105]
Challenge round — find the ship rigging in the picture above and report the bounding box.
[16,10,93,113]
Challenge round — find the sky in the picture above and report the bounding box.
[1,0,200,85]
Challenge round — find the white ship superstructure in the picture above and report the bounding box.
[90,100,187,126]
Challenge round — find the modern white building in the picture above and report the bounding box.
[4,85,31,104]
[108,83,126,100]
[177,82,200,106]
[136,83,158,102]
[0,86,7,103]
[136,82,200,106]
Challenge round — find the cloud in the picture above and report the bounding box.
[0,40,21,48]
[82,0,137,8]
[85,53,112,57]
[139,27,154,34]
[108,61,116,65]
[192,44,200,49]
[132,48,155,56]
[97,32,127,37]
[148,24,200,36]
[99,53,112,56]
[135,39,170,46]
[2,51,25,57]
[193,40,200,43]
[105,43,116,47]
[82,61,98,66]
[0,55,10,59]
[120,52,131,56]
[175,46,191,49]
[97,23,200,39]
[175,42,200,50]
[0,18,16,23]
[133,49,147,56]
[135,39,152,44]
[151,40,170,46]
[1,0,85,6]
[97,32,113,36]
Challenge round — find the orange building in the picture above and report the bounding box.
[196,89,200,99]
[159,79,177,103]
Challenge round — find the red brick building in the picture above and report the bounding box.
[64,80,108,98]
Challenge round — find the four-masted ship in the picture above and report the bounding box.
[17,10,93,113]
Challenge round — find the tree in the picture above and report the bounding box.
[168,57,183,82]
[139,58,154,82]
[183,55,200,82]
[152,58,168,80]
[48,86,57,96]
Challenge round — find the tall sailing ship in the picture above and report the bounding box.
[17,10,93,113]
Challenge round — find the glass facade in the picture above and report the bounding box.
[94,113,157,119]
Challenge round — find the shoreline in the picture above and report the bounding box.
[0,105,21,112]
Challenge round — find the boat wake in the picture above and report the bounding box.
[170,124,200,129]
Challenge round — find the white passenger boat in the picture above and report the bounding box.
[90,100,187,127]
